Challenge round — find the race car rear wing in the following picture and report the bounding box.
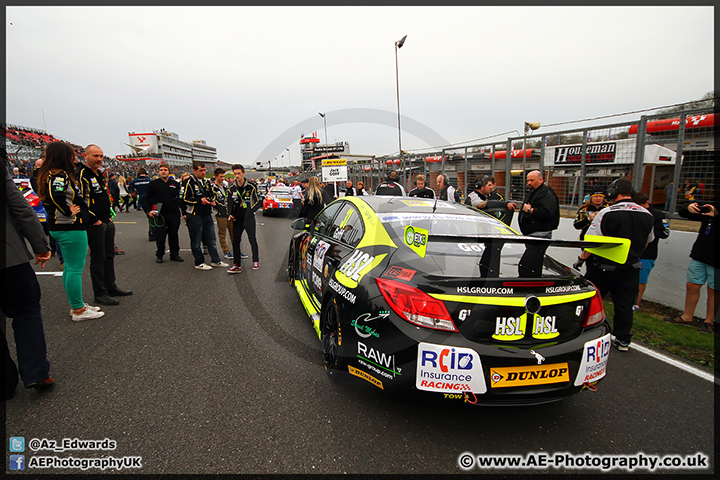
[427,234,630,265]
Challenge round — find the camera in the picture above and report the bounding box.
[698,206,711,214]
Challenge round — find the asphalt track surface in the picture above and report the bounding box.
[4,208,715,475]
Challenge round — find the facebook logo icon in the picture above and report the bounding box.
[9,455,25,470]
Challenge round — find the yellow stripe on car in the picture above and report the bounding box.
[429,290,596,307]
[295,279,321,338]
[342,196,397,249]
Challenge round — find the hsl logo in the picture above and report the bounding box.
[493,314,559,341]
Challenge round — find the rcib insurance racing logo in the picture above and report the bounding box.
[574,333,611,386]
[416,342,487,394]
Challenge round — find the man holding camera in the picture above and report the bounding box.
[665,201,717,334]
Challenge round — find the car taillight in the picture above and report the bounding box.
[27,194,41,207]
[376,278,457,332]
[267,194,275,201]
[582,287,606,327]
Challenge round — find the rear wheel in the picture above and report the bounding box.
[287,243,296,284]
[321,298,342,374]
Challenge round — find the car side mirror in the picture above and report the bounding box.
[291,218,309,230]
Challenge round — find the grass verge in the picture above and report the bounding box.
[603,301,715,372]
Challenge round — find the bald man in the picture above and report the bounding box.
[517,170,560,277]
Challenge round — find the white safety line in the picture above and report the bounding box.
[35,271,63,277]
[630,342,716,384]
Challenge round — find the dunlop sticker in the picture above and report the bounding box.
[490,363,570,388]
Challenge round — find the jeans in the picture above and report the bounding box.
[50,230,88,309]
[2,262,51,398]
[186,214,221,266]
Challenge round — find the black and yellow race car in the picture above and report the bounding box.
[288,196,627,405]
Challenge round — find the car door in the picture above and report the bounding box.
[305,201,343,301]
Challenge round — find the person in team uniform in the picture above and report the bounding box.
[375,170,405,196]
[407,174,435,199]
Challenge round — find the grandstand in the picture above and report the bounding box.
[2,123,190,179]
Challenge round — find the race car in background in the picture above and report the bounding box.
[263,186,293,216]
[13,177,47,223]
[288,195,628,405]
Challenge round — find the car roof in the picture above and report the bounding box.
[348,195,479,216]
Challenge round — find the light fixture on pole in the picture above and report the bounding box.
[524,121,541,136]
[395,35,407,183]
[286,147,291,168]
[318,112,328,149]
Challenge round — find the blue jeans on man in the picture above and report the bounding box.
[186,214,222,266]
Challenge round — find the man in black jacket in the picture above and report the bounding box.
[182,161,228,271]
[665,201,717,334]
[576,178,654,351]
[517,170,559,277]
[227,164,261,273]
[144,163,183,263]
[375,170,405,196]
[78,145,132,305]
[632,192,669,311]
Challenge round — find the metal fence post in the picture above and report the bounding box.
[633,116,648,192]
[670,113,687,215]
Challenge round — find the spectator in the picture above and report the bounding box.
[664,182,675,212]
[130,167,153,240]
[356,181,367,195]
[3,155,55,400]
[107,172,120,213]
[344,180,357,196]
[78,144,133,306]
[227,164,261,273]
[181,161,227,271]
[290,180,303,218]
[375,170,406,196]
[144,163,183,263]
[573,186,608,240]
[125,175,137,211]
[299,176,331,222]
[37,142,105,320]
[117,175,130,212]
[632,192,670,311]
[518,170,560,277]
[665,201,717,334]
[408,174,436,199]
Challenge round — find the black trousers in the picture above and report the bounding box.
[87,220,117,297]
[2,262,51,399]
[152,213,181,258]
[585,264,639,344]
[232,212,259,263]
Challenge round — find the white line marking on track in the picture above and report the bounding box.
[630,342,716,384]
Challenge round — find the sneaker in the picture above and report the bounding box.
[614,339,630,352]
[114,246,125,255]
[224,252,234,259]
[210,261,229,268]
[632,304,639,312]
[195,263,212,271]
[69,303,102,316]
[240,253,249,260]
[71,308,106,322]
[26,377,55,390]
[252,261,260,270]
[227,265,242,274]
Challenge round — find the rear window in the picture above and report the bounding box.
[376,212,513,237]
[376,212,567,278]
[270,188,291,195]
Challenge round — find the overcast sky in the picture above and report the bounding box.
[6,6,714,167]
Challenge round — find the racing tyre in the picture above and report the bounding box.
[287,243,296,285]
[321,298,343,375]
